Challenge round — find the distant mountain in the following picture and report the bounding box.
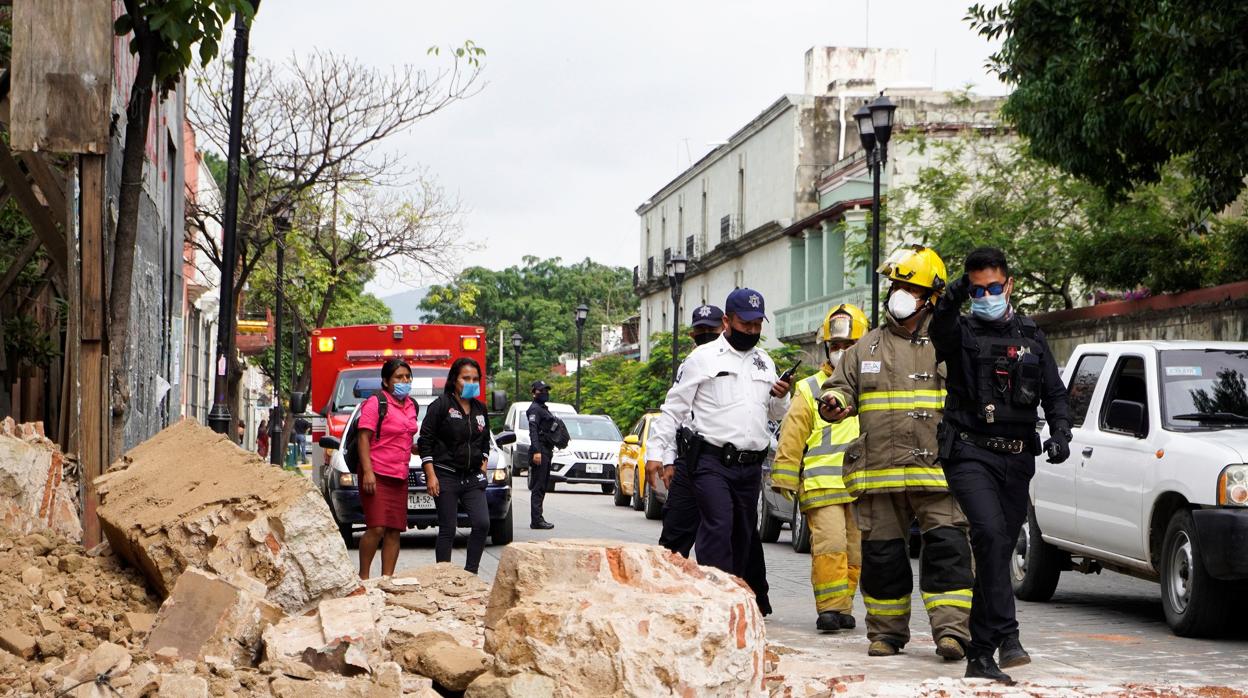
[381,287,430,324]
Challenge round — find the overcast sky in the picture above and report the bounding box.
[247,1,1006,294]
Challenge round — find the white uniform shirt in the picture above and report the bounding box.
[649,334,790,464]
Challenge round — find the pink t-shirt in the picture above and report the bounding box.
[357,392,419,479]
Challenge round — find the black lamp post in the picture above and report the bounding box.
[207,0,260,436]
[665,253,687,383]
[269,215,288,466]
[855,92,897,328]
[511,332,522,398]
[574,303,589,411]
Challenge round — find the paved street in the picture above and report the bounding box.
[383,478,1248,690]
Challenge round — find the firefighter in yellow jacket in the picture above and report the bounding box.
[818,245,973,660]
[771,303,868,633]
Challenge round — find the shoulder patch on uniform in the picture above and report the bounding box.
[861,360,882,374]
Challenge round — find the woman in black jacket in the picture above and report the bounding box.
[417,357,492,573]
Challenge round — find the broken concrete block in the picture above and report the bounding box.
[21,565,43,586]
[38,613,63,634]
[96,419,358,613]
[0,417,82,541]
[145,567,283,667]
[55,642,133,697]
[267,662,403,698]
[123,612,156,635]
[465,671,557,698]
[0,627,36,659]
[484,539,766,697]
[47,589,66,611]
[156,674,209,698]
[409,641,489,692]
[36,632,66,659]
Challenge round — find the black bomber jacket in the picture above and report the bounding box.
[417,393,491,473]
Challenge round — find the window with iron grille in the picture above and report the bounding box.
[663,248,671,266]
[686,235,694,258]
[633,266,639,287]
[647,257,654,279]
[720,215,730,242]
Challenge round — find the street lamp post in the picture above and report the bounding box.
[269,216,288,466]
[207,0,260,435]
[574,304,589,411]
[665,254,687,383]
[511,332,523,398]
[854,93,897,328]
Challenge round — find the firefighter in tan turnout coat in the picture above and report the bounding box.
[817,245,973,660]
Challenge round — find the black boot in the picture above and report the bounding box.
[998,635,1031,668]
[965,655,1014,684]
[816,611,855,632]
[530,520,554,530]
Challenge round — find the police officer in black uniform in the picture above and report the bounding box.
[657,303,773,615]
[930,247,1071,684]
[526,380,557,530]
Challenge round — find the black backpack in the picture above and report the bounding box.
[343,392,388,474]
[546,415,570,450]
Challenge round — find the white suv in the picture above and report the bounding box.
[499,400,577,475]
[1014,340,1248,637]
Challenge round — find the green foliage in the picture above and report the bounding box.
[891,132,1248,304]
[427,40,486,68]
[115,0,254,94]
[0,199,44,292]
[2,315,60,370]
[967,1,1248,211]
[420,256,636,378]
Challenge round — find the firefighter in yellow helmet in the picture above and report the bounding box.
[817,244,974,660]
[771,303,869,632]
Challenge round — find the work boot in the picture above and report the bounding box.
[935,636,966,661]
[815,611,854,632]
[530,520,554,530]
[867,640,901,656]
[998,635,1031,668]
[965,655,1014,684]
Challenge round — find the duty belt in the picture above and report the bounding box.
[958,431,1027,455]
[700,441,767,467]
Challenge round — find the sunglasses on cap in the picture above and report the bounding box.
[970,282,1007,299]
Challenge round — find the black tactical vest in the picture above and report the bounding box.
[969,317,1044,426]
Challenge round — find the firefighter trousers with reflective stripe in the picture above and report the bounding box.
[808,501,861,613]
[942,440,1033,659]
[856,490,973,647]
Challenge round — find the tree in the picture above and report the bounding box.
[187,46,482,429]
[110,0,252,448]
[420,257,636,378]
[968,1,1248,211]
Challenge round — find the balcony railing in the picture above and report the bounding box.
[775,286,871,341]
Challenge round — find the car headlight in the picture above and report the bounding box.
[491,469,508,483]
[337,471,357,488]
[1218,464,1248,506]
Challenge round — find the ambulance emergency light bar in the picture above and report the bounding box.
[344,349,453,363]
[313,334,479,354]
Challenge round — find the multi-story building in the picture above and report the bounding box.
[634,47,1007,360]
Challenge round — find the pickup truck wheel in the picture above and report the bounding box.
[1012,506,1063,602]
[613,470,631,507]
[1161,510,1231,637]
[757,492,782,543]
[791,505,812,554]
[489,508,514,546]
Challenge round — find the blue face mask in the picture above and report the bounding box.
[971,293,1009,321]
[460,381,481,399]
[390,382,412,399]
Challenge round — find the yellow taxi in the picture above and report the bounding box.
[614,410,665,519]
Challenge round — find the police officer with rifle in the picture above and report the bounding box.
[930,247,1072,684]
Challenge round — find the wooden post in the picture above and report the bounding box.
[79,154,106,547]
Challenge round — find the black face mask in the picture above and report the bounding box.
[534,390,549,403]
[692,331,719,346]
[725,329,761,351]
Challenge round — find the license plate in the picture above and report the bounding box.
[408,493,435,510]
[585,463,603,474]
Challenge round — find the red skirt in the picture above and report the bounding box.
[361,474,408,531]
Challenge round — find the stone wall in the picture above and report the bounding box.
[1032,281,1248,366]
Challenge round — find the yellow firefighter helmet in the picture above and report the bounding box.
[817,303,869,345]
[878,244,948,295]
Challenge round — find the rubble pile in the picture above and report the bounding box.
[0,418,81,541]
[96,419,359,613]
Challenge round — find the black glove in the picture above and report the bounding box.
[948,273,972,305]
[1043,426,1072,464]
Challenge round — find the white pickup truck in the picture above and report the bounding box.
[1012,340,1248,637]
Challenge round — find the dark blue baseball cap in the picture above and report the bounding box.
[690,304,724,328]
[725,288,767,321]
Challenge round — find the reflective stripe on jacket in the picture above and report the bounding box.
[821,315,949,494]
[772,366,858,510]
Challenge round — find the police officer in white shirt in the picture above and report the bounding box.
[647,288,792,577]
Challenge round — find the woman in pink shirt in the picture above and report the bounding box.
[356,358,420,579]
